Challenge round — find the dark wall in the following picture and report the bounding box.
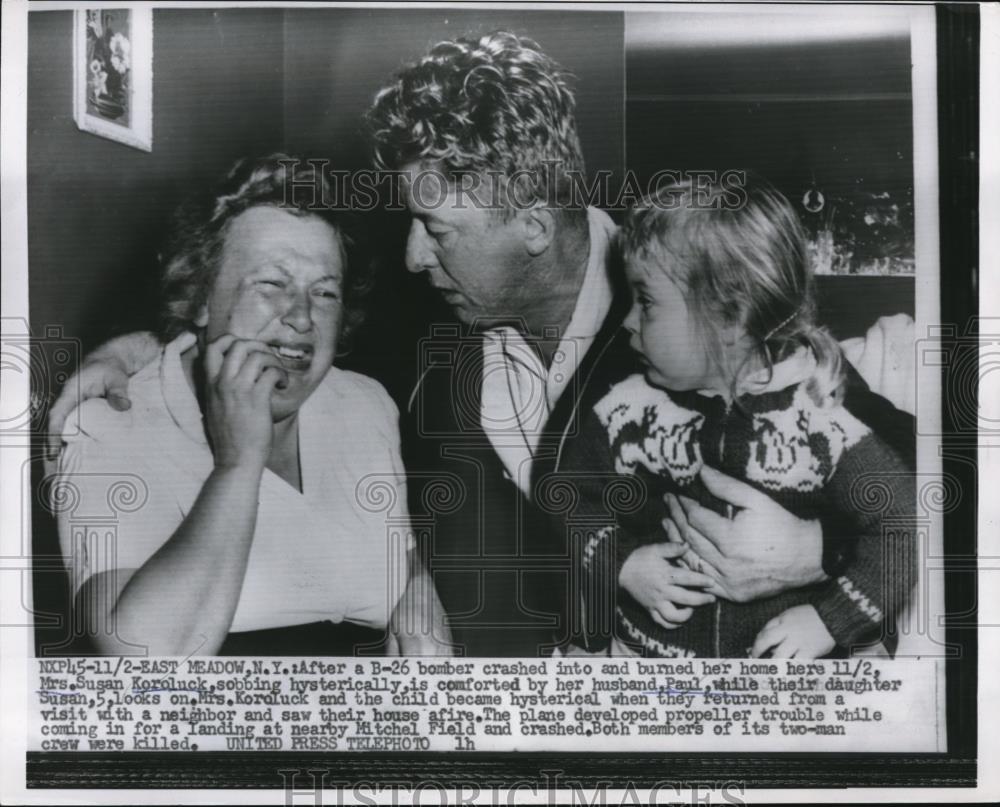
[282,8,624,187]
[28,8,285,356]
[625,26,915,331]
[626,34,914,212]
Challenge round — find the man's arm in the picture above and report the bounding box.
[45,331,162,458]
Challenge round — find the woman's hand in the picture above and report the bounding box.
[618,543,716,630]
[751,605,836,659]
[203,335,287,471]
[95,335,282,655]
[662,466,827,603]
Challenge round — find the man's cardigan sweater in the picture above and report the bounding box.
[561,361,917,658]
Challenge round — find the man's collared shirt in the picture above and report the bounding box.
[480,206,617,495]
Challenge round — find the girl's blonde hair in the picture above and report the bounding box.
[621,176,844,404]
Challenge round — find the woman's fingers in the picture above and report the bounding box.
[254,367,287,400]
[204,334,238,382]
[215,337,253,382]
[210,339,282,398]
[219,339,272,384]
[234,349,284,387]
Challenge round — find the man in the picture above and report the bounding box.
[48,31,913,657]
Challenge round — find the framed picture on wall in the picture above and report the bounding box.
[72,6,152,151]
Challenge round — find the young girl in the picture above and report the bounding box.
[573,177,916,658]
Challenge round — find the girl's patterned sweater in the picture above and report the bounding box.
[570,361,917,658]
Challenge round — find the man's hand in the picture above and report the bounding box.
[45,331,160,459]
[46,356,131,459]
[619,543,716,630]
[662,466,826,603]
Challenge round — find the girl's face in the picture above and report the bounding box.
[622,250,731,394]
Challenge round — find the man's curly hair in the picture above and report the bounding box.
[158,154,370,348]
[366,31,586,223]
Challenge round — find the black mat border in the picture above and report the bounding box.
[25,752,977,789]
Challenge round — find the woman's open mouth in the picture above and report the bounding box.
[269,342,313,372]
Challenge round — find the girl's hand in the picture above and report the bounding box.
[619,543,716,630]
[203,335,287,471]
[751,605,836,659]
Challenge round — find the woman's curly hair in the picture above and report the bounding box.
[365,31,586,223]
[158,154,371,350]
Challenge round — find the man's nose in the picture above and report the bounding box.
[282,291,312,333]
[405,220,436,274]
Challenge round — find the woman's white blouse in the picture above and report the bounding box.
[55,332,412,632]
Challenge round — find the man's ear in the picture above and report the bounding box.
[522,206,557,257]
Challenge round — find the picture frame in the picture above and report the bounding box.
[72,6,152,152]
